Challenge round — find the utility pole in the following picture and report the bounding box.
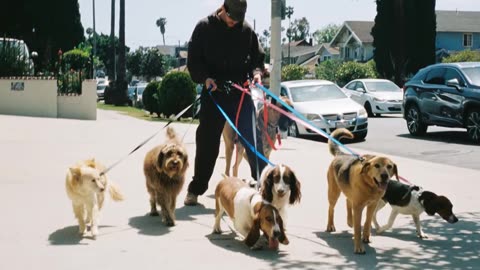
[92,0,97,78]
[269,0,282,96]
[110,0,116,81]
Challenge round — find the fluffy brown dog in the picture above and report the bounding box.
[66,158,124,239]
[144,127,189,226]
[223,96,293,177]
[326,128,398,254]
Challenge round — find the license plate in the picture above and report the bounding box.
[335,121,347,128]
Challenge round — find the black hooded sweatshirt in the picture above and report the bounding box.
[187,9,265,88]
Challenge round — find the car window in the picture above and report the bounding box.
[425,68,446,85]
[444,68,466,87]
[289,84,347,102]
[280,86,288,97]
[364,81,400,92]
[355,82,365,91]
[461,66,480,86]
[345,82,357,90]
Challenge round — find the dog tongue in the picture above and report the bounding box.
[269,238,279,250]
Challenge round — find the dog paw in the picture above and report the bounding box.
[418,233,428,239]
[326,225,336,232]
[212,226,222,234]
[149,211,159,216]
[165,218,175,227]
[362,236,371,243]
[354,246,366,255]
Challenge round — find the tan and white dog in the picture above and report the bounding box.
[213,176,289,249]
[65,158,124,239]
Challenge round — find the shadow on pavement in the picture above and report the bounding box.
[48,225,114,245]
[128,215,171,236]
[397,130,475,145]
[175,204,215,221]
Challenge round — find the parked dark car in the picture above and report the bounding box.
[403,62,480,143]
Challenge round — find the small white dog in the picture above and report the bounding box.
[65,158,124,239]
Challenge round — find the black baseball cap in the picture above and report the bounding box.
[224,0,247,22]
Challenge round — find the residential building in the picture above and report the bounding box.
[436,10,480,53]
[329,21,375,63]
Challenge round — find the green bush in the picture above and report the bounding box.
[158,71,196,117]
[442,50,480,63]
[336,61,377,87]
[62,49,90,71]
[315,59,343,82]
[281,64,307,81]
[143,81,161,116]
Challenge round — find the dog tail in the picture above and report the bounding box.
[166,126,177,140]
[108,181,124,201]
[328,128,354,156]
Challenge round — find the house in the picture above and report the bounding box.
[156,45,188,67]
[329,21,375,62]
[435,10,480,53]
[317,43,340,62]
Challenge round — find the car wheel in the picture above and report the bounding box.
[354,130,368,141]
[466,108,480,143]
[288,122,299,137]
[406,104,428,136]
[364,102,374,117]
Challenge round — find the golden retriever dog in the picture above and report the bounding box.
[65,158,124,239]
[144,126,189,226]
[214,175,289,250]
[326,128,398,254]
[223,96,293,177]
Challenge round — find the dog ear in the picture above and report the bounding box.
[261,170,274,202]
[277,214,290,245]
[157,151,166,171]
[421,191,438,216]
[289,172,302,205]
[393,163,399,180]
[244,217,261,247]
[361,162,371,175]
[86,158,96,168]
[69,167,82,180]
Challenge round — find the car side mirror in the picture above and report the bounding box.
[356,88,366,93]
[446,78,462,90]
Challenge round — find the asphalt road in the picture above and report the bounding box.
[303,114,480,171]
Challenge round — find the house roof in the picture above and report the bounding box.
[436,10,480,33]
[345,21,374,43]
[155,45,176,56]
[282,44,321,58]
[319,43,340,55]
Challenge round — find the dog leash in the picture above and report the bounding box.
[100,97,199,176]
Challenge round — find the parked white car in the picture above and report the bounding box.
[280,80,368,140]
[343,79,403,117]
[0,38,36,75]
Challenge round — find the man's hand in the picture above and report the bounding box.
[205,78,217,91]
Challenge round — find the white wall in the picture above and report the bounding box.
[0,78,96,120]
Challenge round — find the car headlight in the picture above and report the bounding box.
[358,108,368,118]
[373,97,385,102]
[304,113,322,121]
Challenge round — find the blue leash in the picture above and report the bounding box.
[208,90,275,167]
[254,83,360,158]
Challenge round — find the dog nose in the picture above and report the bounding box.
[381,173,389,181]
[449,215,458,224]
[100,188,105,192]
[273,230,281,238]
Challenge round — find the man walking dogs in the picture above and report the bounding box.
[184,0,267,205]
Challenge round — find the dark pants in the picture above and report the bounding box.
[187,89,267,196]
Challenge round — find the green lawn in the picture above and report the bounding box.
[97,103,198,124]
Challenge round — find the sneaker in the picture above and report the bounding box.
[184,192,198,206]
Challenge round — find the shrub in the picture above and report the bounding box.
[158,71,196,117]
[336,61,377,87]
[143,81,161,116]
[315,59,343,82]
[62,49,90,71]
[281,64,307,81]
[442,50,480,63]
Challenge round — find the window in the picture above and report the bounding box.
[463,33,473,47]
[280,87,288,97]
[425,68,446,85]
[322,55,331,61]
[345,82,357,90]
[355,82,365,91]
[444,68,466,86]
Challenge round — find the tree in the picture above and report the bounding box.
[109,0,116,80]
[372,0,436,86]
[281,64,306,81]
[313,24,340,44]
[291,17,310,41]
[156,18,167,46]
[0,0,85,72]
[140,48,166,81]
[115,0,128,105]
[86,34,128,76]
[315,59,343,82]
[285,6,294,63]
[126,47,144,76]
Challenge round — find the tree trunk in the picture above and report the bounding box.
[109,0,116,81]
[115,0,128,106]
[393,0,406,86]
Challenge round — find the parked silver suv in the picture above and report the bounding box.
[0,38,36,75]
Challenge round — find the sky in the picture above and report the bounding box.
[78,0,480,50]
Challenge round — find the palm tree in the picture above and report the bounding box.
[156,17,167,46]
[109,0,116,81]
[285,6,294,64]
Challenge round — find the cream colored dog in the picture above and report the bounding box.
[65,158,124,239]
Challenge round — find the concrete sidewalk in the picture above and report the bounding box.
[0,110,478,270]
